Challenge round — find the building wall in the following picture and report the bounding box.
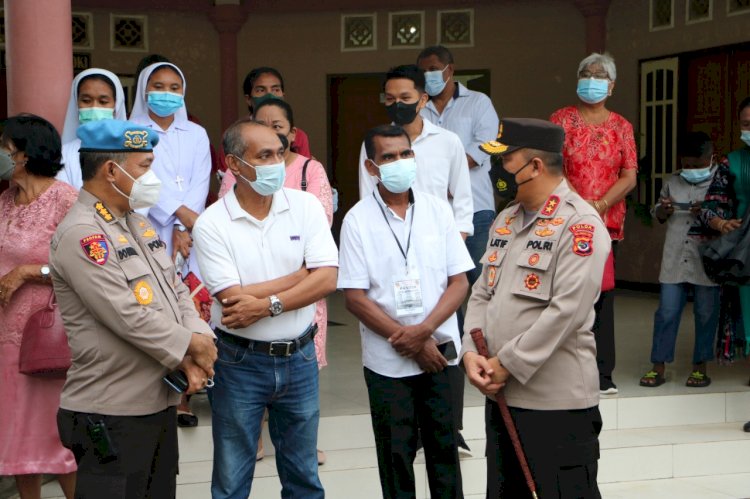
[235,0,585,160]
[606,0,750,284]
[72,8,221,143]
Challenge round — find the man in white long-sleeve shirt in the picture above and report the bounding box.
[358,64,474,239]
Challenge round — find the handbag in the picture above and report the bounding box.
[18,291,71,377]
[182,270,212,322]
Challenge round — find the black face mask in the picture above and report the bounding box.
[385,101,419,126]
[493,158,534,198]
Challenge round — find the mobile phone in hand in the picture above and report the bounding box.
[437,341,458,361]
[163,370,189,393]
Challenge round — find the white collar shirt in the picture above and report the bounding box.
[338,187,474,378]
[192,187,339,341]
[358,118,474,235]
[421,82,499,213]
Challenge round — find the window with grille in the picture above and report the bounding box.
[110,14,147,52]
[639,58,678,207]
[728,0,750,15]
[438,9,473,47]
[650,0,674,30]
[72,12,93,49]
[341,14,376,52]
[389,11,423,50]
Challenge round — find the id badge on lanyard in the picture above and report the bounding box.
[375,192,423,317]
[393,264,423,317]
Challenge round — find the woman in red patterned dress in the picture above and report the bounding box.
[550,52,638,395]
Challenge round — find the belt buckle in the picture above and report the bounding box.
[270,341,294,356]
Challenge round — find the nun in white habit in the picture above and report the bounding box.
[129,62,211,274]
[57,68,127,190]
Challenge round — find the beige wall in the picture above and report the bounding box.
[236,0,585,160]
[74,8,221,143]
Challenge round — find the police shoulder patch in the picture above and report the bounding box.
[569,223,595,257]
[80,234,109,265]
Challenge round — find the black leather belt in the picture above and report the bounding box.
[215,323,318,357]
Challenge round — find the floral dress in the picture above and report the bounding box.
[0,181,78,475]
[550,106,639,241]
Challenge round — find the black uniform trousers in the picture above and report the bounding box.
[485,400,602,499]
[364,367,462,499]
[594,241,618,381]
[57,406,178,499]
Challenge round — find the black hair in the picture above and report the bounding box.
[77,74,116,99]
[679,131,713,158]
[2,114,62,177]
[524,149,564,175]
[416,45,454,65]
[79,151,128,181]
[364,125,411,160]
[134,54,171,84]
[738,97,750,118]
[254,98,295,128]
[242,67,285,96]
[384,64,426,94]
[147,64,182,84]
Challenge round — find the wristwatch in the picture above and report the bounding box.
[40,265,50,281]
[268,295,284,317]
[175,224,187,233]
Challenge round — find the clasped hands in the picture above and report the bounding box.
[182,332,218,394]
[388,324,447,373]
[463,351,510,396]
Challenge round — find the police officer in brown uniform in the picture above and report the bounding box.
[462,119,609,498]
[51,120,217,498]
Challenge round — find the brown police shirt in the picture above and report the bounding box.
[50,189,213,416]
[462,179,609,411]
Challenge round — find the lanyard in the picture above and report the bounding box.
[375,193,414,268]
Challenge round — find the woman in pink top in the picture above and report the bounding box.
[550,52,638,396]
[220,99,333,465]
[0,115,78,498]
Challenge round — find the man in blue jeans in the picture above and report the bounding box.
[417,45,500,453]
[192,119,338,498]
[640,132,720,388]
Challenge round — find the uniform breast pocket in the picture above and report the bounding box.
[120,258,163,310]
[480,250,506,292]
[512,250,555,301]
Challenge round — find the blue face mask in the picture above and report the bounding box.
[147,91,185,117]
[577,78,609,104]
[680,166,713,184]
[741,130,750,147]
[424,66,449,97]
[235,156,286,196]
[78,107,115,124]
[374,157,417,194]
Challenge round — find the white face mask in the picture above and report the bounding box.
[111,161,162,210]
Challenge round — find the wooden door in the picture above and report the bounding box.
[327,73,388,241]
[682,43,750,156]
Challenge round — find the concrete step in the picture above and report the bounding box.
[30,392,750,498]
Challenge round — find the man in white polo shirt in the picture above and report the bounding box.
[358,64,474,239]
[192,119,338,499]
[341,125,474,499]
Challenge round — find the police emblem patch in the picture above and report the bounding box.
[134,281,153,305]
[524,273,540,291]
[142,228,156,238]
[488,251,498,263]
[550,217,565,226]
[80,234,109,265]
[488,266,497,287]
[495,226,512,236]
[528,253,540,266]
[569,224,595,257]
[124,130,149,149]
[535,228,555,237]
[117,234,128,244]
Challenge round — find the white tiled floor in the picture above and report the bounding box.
[21,291,750,498]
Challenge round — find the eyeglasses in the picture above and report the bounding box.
[579,70,610,80]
